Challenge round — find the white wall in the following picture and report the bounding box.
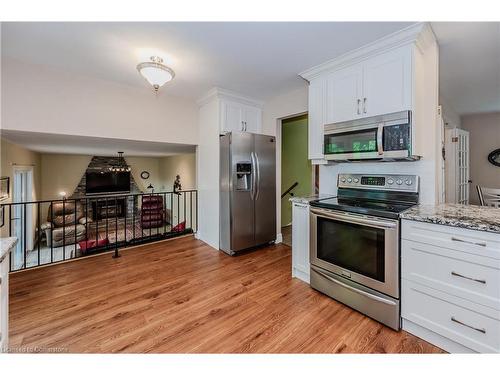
[196,99,220,249]
[159,153,196,191]
[1,58,199,145]
[440,94,462,128]
[461,112,500,205]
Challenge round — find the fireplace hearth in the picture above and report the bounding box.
[92,198,126,220]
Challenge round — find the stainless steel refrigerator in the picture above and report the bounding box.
[220,132,276,255]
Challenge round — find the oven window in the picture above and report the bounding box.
[317,217,385,282]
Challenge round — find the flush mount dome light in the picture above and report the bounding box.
[136,56,175,93]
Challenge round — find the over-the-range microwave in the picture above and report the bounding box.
[323,110,420,162]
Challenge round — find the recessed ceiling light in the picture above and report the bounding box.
[136,56,175,93]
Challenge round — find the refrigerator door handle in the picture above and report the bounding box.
[255,152,261,201]
[250,152,256,201]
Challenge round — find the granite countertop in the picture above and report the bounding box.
[289,194,336,204]
[0,237,18,262]
[401,204,500,234]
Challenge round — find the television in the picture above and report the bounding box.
[85,171,131,195]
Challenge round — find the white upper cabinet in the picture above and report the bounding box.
[308,78,326,160]
[361,47,412,117]
[326,64,363,123]
[221,100,262,133]
[241,105,262,133]
[300,23,439,163]
[326,46,412,124]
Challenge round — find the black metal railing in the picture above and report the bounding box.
[281,182,299,199]
[0,190,198,272]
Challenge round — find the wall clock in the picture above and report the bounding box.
[488,149,500,167]
[140,171,150,179]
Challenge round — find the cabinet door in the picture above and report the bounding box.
[326,64,363,123]
[222,101,244,133]
[292,202,310,283]
[362,47,412,117]
[308,78,326,160]
[242,105,262,133]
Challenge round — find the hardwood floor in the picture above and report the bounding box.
[9,236,444,353]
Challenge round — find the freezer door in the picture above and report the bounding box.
[229,132,256,251]
[253,134,277,246]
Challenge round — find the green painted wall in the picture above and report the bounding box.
[281,114,312,226]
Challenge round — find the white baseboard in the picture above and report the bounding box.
[275,233,283,244]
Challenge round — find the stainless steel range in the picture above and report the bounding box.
[309,173,419,330]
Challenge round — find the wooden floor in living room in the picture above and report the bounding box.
[9,235,444,353]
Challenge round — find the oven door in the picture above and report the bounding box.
[310,207,399,298]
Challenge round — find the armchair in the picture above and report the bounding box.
[42,200,92,247]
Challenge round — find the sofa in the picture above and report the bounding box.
[41,201,92,247]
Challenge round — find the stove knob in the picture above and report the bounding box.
[387,178,394,185]
[353,178,359,183]
[405,179,413,186]
[341,178,346,183]
[347,178,352,183]
[396,179,403,185]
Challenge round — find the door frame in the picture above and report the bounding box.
[275,111,309,243]
[12,166,35,267]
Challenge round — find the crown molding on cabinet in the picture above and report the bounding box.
[299,22,437,82]
[197,87,264,108]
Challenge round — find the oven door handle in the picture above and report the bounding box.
[313,267,397,306]
[310,208,397,229]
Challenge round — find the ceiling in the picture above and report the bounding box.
[432,22,500,115]
[0,130,196,157]
[2,22,498,116]
[1,22,414,100]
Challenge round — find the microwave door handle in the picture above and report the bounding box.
[377,123,384,156]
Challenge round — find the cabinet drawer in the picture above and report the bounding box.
[402,220,500,260]
[402,239,500,310]
[402,279,500,353]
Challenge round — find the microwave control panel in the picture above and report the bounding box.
[383,123,411,151]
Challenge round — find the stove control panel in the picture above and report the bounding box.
[338,174,419,192]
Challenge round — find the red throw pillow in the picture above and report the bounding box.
[171,221,186,232]
[79,238,109,252]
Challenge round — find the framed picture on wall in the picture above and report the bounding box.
[0,177,9,201]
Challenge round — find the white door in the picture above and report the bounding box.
[222,101,244,132]
[361,47,412,117]
[241,105,262,133]
[308,78,326,160]
[12,167,34,269]
[445,128,470,204]
[326,64,363,123]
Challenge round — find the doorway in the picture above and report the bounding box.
[280,114,312,247]
[12,166,34,269]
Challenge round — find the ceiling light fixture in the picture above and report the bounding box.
[109,151,131,173]
[136,56,175,93]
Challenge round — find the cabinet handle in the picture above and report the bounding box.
[244,121,247,131]
[451,316,486,334]
[357,99,361,115]
[241,121,244,131]
[363,98,367,113]
[451,271,486,284]
[451,237,487,247]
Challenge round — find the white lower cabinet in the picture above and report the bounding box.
[401,219,500,353]
[291,202,310,283]
[0,253,9,351]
